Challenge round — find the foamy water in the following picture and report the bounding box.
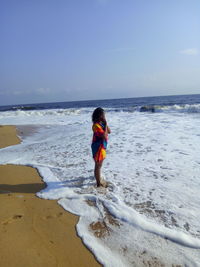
[0,106,200,266]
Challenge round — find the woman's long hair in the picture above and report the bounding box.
[92,107,104,123]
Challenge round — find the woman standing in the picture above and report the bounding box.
[91,107,111,187]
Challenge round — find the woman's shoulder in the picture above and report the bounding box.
[92,122,104,132]
[92,122,100,129]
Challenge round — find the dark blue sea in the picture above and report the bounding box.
[1,94,200,113]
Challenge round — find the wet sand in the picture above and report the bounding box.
[0,125,101,267]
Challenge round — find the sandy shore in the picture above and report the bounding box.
[0,125,21,149]
[0,125,101,267]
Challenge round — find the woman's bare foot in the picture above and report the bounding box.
[100,177,108,187]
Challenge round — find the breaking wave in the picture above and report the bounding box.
[0,104,200,119]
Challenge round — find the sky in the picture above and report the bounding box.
[0,0,200,105]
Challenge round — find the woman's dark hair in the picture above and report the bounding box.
[92,107,104,123]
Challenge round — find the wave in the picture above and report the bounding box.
[146,104,200,113]
[0,108,84,118]
[0,104,200,118]
[12,105,38,111]
[126,104,200,113]
[105,104,200,114]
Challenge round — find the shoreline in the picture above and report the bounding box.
[0,125,101,267]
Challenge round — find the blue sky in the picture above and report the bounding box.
[0,0,200,105]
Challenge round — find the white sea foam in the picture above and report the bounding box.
[155,103,200,113]
[0,103,200,123]
[0,109,200,266]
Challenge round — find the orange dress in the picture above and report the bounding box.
[91,122,108,162]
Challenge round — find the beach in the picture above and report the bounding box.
[0,96,200,266]
[0,125,100,267]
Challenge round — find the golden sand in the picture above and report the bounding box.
[0,125,101,267]
[0,125,21,148]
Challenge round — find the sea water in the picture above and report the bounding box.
[0,94,200,266]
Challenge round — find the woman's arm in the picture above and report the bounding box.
[107,125,111,134]
[103,120,111,136]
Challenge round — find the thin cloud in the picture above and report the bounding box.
[179,48,199,55]
[36,88,51,95]
[0,89,30,96]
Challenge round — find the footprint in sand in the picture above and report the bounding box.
[45,215,54,219]
[13,215,23,219]
[43,212,63,220]
[2,214,24,225]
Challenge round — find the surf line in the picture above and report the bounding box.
[101,198,200,249]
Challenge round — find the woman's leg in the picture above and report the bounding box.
[94,161,103,187]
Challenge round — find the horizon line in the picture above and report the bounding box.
[0,92,200,108]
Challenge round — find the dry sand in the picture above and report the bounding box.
[0,125,21,149]
[0,125,101,267]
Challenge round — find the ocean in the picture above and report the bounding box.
[0,94,200,266]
